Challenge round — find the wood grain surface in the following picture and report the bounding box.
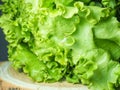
[0,62,31,90]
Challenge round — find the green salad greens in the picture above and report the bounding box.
[0,0,120,90]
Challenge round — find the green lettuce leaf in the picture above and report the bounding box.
[1,0,120,90]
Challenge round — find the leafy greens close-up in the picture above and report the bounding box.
[0,0,120,90]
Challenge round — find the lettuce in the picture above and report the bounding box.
[0,0,120,90]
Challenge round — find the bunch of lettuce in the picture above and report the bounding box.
[0,0,120,90]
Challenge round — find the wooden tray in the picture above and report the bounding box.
[0,61,89,90]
